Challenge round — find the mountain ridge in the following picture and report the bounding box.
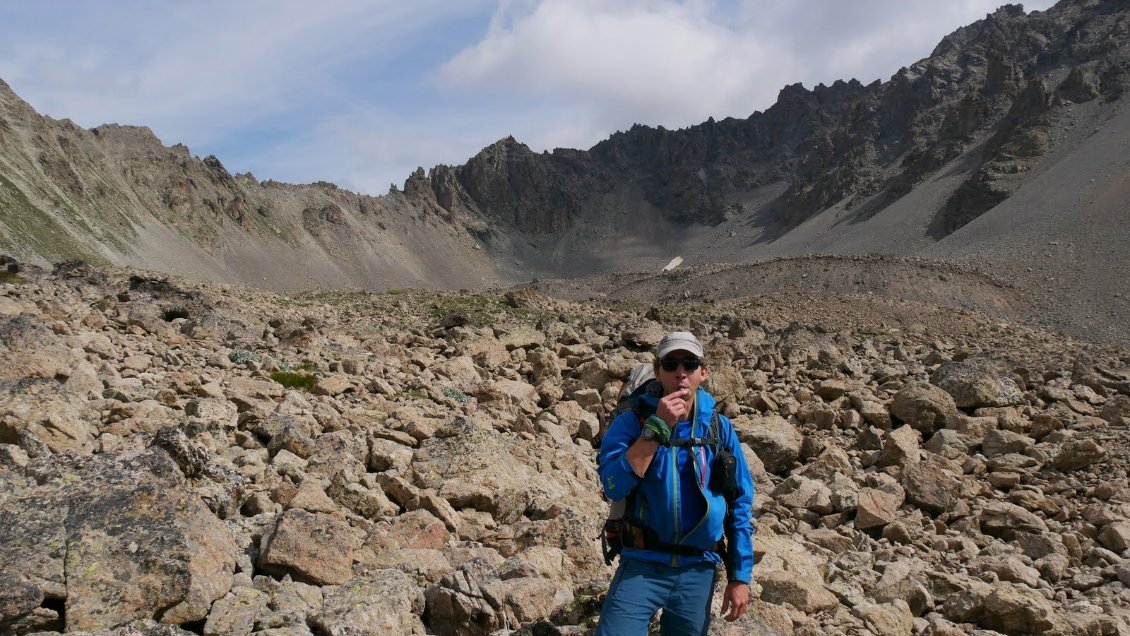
[1,0,1129,345]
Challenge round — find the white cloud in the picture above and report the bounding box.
[437,0,1059,145]
[438,0,784,132]
[1,0,1060,193]
[1,0,486,145]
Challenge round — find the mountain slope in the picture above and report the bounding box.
[0,86,498,291]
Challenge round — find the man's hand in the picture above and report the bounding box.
[656,387,689,426]
[720,581,749,622]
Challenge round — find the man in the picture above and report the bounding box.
[597,332,755,635]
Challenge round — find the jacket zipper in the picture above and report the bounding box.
[669,441,679,566]
[682,410,712,543]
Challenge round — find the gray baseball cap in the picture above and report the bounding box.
[655,332,704,359]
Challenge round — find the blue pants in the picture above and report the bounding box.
[596,558,717,635]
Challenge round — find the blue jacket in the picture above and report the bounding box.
[598,382,755,583]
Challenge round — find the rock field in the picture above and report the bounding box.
[1,258,1129,636]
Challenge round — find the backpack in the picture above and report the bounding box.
[599,373,739,566]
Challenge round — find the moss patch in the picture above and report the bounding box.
[0,271,28,285]
[269,371,318,391]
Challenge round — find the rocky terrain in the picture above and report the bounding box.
[1,257,1129,635]
[3,0,1130,347]
[2,1,1130,633]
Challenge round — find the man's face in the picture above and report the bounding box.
[654,349,708,397]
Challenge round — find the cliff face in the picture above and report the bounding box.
[2,0,1130,290]
[409,2,1129,239]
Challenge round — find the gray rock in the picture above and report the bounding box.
[423,558,509,636]
[870,561,933,617]
[931,358,1025,408]
[0,448,237,631]
[1099,394,1130,426]
[310,571,427,635]
[1051,437,1107,470]
[851,600,914,636]
[943,582,1056,634]
[494,576,574,624]
[1099,520,1130,552]
[923,429,976,459]
[203,586,269,636]
[0,572,43,626]
[773,475,834,514]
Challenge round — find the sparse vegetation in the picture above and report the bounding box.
[0,172,109,265]
[441,387,471,403]
[428,292,531,327]
[228,348,270,366]
[269,371,318,391]
[161,306,190,321]
[0,271,27,285]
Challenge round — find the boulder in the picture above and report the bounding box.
[526,348,562,384]
[1099,521,1130,552]
[733,414,802,474]
[923,429,976,459]
[981,429,1035,458]
[203,586,269,636]
[423,558,510,636]
[258,509,363,585]
[1051,437,1107,470]
[850,393,892,428]
[902,456,963,515]
[0,381,98,453]
[371,509,452,551]
[930,358,1025,408]
[972,554,1042,588]
[978,502,1049,540]
[1099,394,1130,426]
[0,572,43,627]
[365,548,453,584]
[856,487,903,530]
[310,571,427,635]
[494,577,574,623]
[497,325,544,350]
[870,559,933,616]
[890,384,957,434]
[0,448,237,631]
[772,475,833,514]
[877,425,920,467]
[943,582,1056,634]
[758,570,838,613]
[851,600,914,636]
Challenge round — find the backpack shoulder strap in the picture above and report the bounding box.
[705,406,722,448]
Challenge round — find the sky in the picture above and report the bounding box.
[0,0,1057,196]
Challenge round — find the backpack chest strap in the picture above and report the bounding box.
[670,435,717,447]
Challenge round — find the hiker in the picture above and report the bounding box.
[596,332,755,634]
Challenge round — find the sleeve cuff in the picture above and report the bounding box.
[620,455,644,479]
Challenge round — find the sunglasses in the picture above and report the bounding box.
[659,357,702,373]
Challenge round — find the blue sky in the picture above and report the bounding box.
[0,0,1056,195]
